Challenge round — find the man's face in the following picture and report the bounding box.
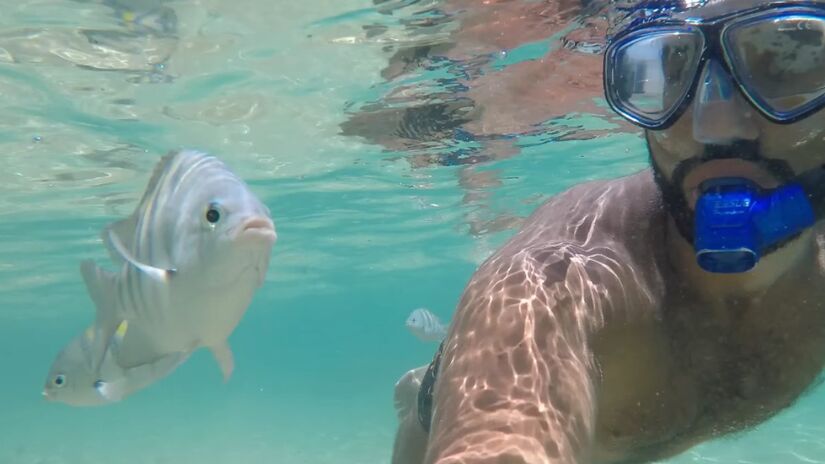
[647,81,825,247]
[644,1,825,241]
[647,91,825,210]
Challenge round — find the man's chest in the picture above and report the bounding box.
[591,287,825,463]
[668,290,825,435]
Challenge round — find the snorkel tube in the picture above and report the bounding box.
[694,178,815,273]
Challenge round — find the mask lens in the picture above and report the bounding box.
[725,13,825,117]
[607,29,703,125]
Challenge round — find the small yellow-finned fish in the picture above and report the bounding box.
[43,321,188,406]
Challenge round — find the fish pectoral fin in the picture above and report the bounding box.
[98,351,190,403]
[99,320,130,366]
[104,228,176,282]
[209,342,234,382]
[95,378,127,403]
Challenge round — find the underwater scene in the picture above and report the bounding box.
[2,0,825,463]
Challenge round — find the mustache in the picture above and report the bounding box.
[648,137,798,245]
[670,140,797,190]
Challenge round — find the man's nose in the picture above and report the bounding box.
[691,59,759,144]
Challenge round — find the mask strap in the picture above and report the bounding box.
[795,165,825,219]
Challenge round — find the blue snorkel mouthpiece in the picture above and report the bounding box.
[694,178,815,273]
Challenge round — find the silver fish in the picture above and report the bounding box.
[44,149,276,405]
[405,307,447,342]
[43,321,188,406]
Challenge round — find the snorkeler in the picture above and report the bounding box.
[392,0,825,463]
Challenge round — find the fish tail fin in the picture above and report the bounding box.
[209,341,234,382]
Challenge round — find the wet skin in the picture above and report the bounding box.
[391,2,825,462]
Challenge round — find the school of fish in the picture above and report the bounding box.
[43,149,276,406]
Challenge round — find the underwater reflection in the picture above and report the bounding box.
[336,0,636,242]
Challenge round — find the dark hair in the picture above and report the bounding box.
[606,0,705,44]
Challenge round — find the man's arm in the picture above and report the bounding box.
[424,246,618,464]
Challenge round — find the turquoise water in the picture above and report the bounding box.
[1,1,824,463]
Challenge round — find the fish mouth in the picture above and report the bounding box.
[238,216,276,242]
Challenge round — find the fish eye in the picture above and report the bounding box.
[93,380,105,390]
[205,205,221,224]
[53,374,66,387]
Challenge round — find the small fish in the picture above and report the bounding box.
[405,308,448,342]
[43,321,188,406]
[45,149,276,406]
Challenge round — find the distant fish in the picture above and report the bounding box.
[44,149,276,406]
[405,308,447,342]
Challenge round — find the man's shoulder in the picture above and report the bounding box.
[500,169,663,257]
[462,169,666,331]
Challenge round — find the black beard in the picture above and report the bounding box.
[645,133,797,245]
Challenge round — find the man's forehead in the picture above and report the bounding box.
[674,0,825,20]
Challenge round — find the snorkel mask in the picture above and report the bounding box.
[604,1,825,273]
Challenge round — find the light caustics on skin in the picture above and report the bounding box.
[421,177,662,464]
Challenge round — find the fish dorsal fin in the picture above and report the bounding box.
[102,215,137,267]
[80,324,105,371]
[102,152,182,281]
[80,259,131,370]
[103,228,176,282]
[80,259,120,328]
[135,150,182,208]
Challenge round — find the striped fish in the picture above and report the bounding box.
[405,307,448,342]
[44,149,276,406]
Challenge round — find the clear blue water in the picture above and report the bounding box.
[1,1,824,463]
